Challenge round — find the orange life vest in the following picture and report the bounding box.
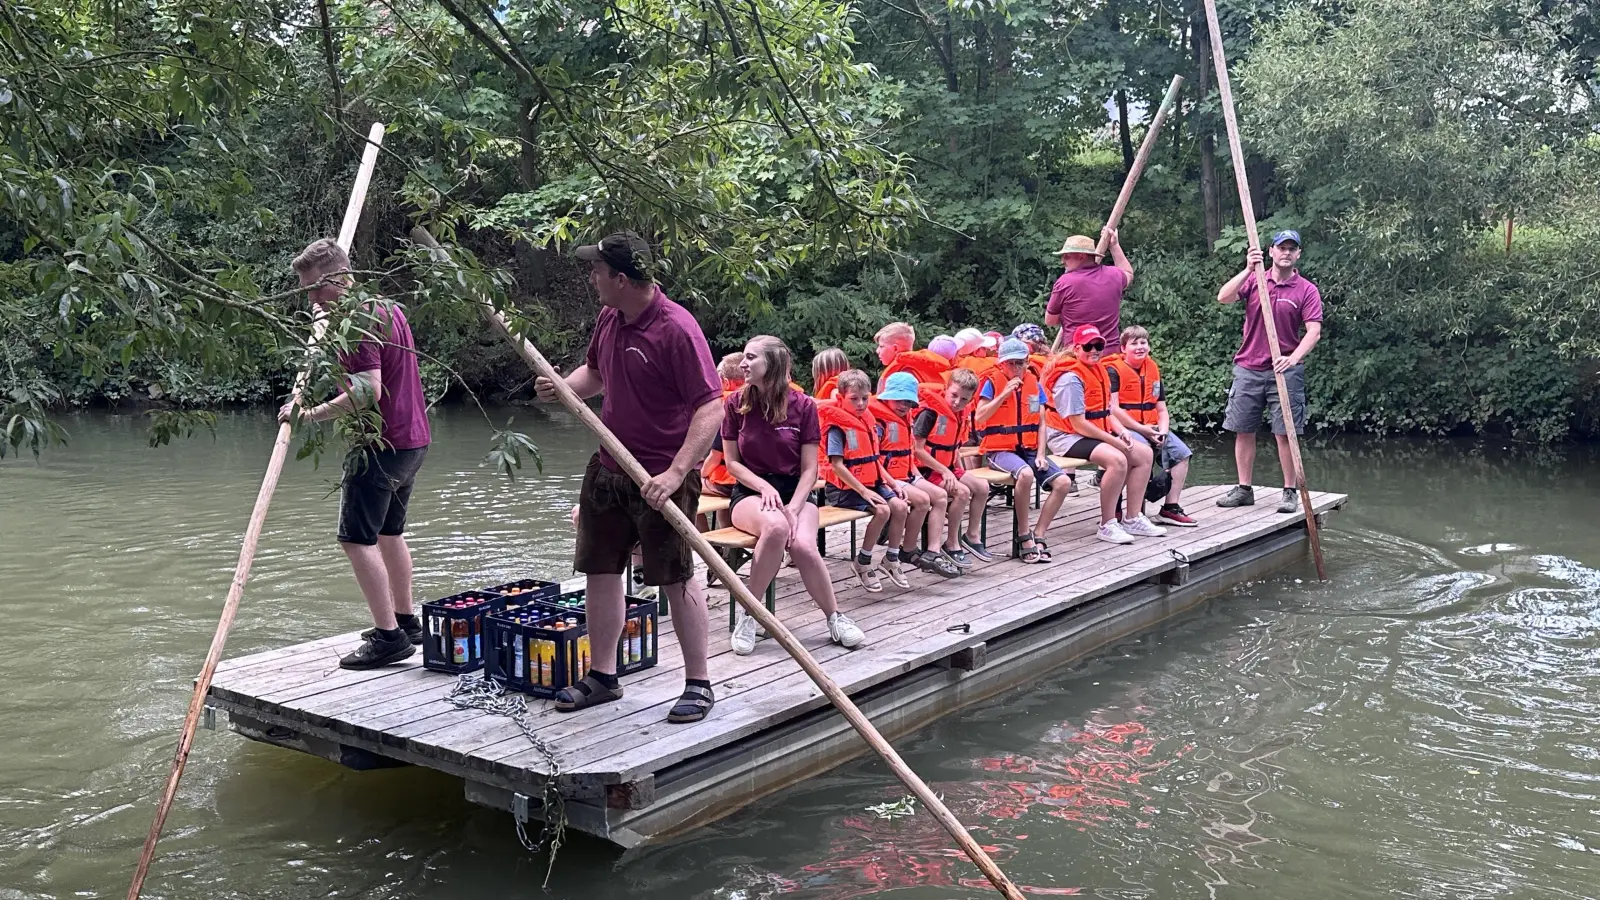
[1028,353,1049,379]
[720,377,744,393]
[914,383,969,470]
[814,373,840,401]
[880,349,952,388]
[976,369,1044,452]
[869,398,916,480]
[955,355,997,381]
[1040,357,1112,435]
[702,387,740,487]
[1107,355,1162,426]
[818,400,881,490]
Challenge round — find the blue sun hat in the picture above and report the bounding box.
[878,372,920,403]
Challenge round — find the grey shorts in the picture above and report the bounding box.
[1223,364,1306,435]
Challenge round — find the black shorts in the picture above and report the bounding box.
[574,453,700,586]
[730,473,807,509]
[824,482,895,512]
[338,446,429,545]
[1058,438,1104,460]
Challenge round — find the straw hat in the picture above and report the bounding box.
[1056,235,1101,258]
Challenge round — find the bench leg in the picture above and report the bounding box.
[849,519,858,559]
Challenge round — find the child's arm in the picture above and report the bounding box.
[973,380,1015,424]
[913,437,956,482]
[832,456,887,508]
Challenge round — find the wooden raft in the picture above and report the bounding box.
[206,483,1347,846]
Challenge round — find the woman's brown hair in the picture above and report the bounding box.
[736,335,793,424]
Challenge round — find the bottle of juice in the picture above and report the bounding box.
[451,617,469,664]
[643,615,654,659]
[577,632,591,677]
[626,619,641,664]
[513,631,526,680]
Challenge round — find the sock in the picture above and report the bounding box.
[685,678,711,689]
[884,549,899,564]
[395,613,418,627]
[588,669,619,689]
[375,626,404,643]
[900,548,919,563]
[856,550,873,566]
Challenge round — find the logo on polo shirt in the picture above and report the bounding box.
[625,346,650,363]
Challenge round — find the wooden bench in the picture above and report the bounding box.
[696,495,731,517]
[702,504,872,630]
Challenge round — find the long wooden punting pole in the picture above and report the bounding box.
[126,122,387,900]
[1199,0,1328,581]
[1052,74,1185,353]
[410,226,1027,900]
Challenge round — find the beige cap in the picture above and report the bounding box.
[1056,234,1101,257]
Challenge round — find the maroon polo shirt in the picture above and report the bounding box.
[585,287,721,476]
[338,302,431,450]
[1233,270,1324,370]
[1046,263,1131,355]
[721,388,821,476]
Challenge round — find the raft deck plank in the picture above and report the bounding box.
[207,483,1346,842]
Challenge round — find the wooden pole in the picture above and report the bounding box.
[1200,0,1328,581]
[126,122,387,900]
[1052,75,1185,353]
[410,226,1028,900]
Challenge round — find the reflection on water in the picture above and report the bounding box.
[3,419,1600,899]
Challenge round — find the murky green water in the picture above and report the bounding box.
[2,410,1597,899]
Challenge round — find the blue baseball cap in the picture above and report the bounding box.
[997,337,1030,362]
[877,372,920,403]
[1271,230,1302,247]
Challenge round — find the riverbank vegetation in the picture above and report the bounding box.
[2,0,1597,458]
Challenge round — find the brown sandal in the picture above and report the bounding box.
[554,674,623,712]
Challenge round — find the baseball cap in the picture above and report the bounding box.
[575,231,655,281]
[877,372,921,403]
[928,335,961,361]
[983,331,1004,350]
[1071,324,1104,347]
[1056,234,1102,258]
[1011,323,1046,345]
[997,338,1030,362]
[1270,230,1302,248]
[953,328,985,354]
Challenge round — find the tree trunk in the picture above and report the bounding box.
[1115,88,1135,176]
[944,17,958,93]
[1192,10,1221,251]
[316,0,344,114]
[517,95,547,293]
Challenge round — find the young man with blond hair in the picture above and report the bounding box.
[280,238,431,670]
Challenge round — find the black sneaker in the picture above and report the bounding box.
[362,618,423,646]
[340,632,416,670]
[1277,488,1299,514]
[1216,485,1255,508]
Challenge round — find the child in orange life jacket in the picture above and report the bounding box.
[875,322,951,390]
[874,373,962,579]
[974,337,1072,563]
[698,353,747,527]
[912,367,996,566]
[1108,326,1196,527]
[822,369,912,592]
[1039,324,1167,545]
[812,347,850,401]
[721,336,866,654]
[1011,322,1079,495]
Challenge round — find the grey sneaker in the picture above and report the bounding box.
[916,551,961,578]
[1216,485,1255,508]
[944,548,974,570]
[1277,487,1299,514]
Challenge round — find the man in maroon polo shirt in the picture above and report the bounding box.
[1044,226,1135,356]
[535,232,723,724]
[280,238,432,670]
[1214,230,1324,513]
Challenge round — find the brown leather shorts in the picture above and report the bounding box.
[574,453,699,586]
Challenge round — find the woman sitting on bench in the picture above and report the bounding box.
[722,336,867,656]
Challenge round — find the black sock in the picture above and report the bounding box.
[588,669,619,689]
[900,548,919,563]
[884,548,899,563]
[375,626,404,643]
[395,613,418,627]
[856,550,873,565]
[686,678,711,689]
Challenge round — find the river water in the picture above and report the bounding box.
[2,409,1596,899]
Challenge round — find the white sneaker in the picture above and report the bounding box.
[852,560,883,593]
[882,557,912,589]
[828,612,866,649]
[730,612,758,655]
[1121,514,1168,538]
[1097,520,1136,545]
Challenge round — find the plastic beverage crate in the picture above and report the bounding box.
[485,593,659,695]
[479,578,562,603]
[421,590,509,674]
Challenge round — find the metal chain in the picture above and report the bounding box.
[448,674,567,887]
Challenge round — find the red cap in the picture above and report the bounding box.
[1071,324,1104,346]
